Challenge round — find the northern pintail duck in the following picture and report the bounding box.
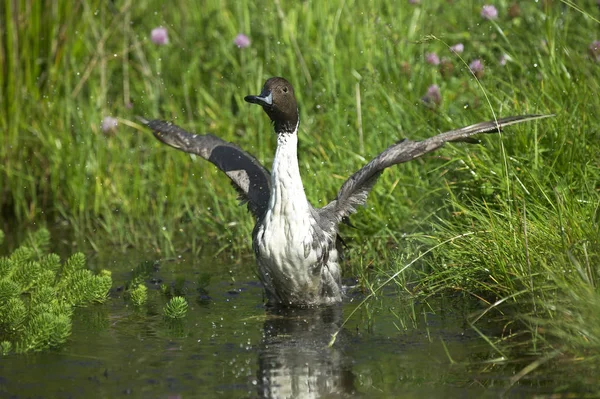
[142,77,550,307]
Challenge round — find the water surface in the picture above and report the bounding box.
[0,247,577,398]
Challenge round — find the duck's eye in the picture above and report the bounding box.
[283,87,288,93]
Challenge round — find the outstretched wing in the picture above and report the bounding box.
[321,114,553,223]
[142,119,271,220]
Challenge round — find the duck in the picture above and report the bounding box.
[142,77,551,307]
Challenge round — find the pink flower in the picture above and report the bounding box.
[101,116,118,133]
[469,59,484,78]
[422,84,441,105]
[589,40,600,62]
[151,27,169,45]
[409,0,420,4]
[426,52,440,65]
[499,53,509,66]
[481,5,498,20]
[234,34,251,48]
[450,43,464,54]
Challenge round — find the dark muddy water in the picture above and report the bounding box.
[0,247,575,398]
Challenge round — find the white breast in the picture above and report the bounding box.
[255,132,323,299]
[254,128,342,306]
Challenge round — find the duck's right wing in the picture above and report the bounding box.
[142,119,271,220]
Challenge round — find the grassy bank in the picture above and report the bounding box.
[2,0,600,388]
[1,1,575,247]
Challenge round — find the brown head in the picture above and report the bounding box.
[245,77,299,134]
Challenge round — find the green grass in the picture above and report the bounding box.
[1,1,572,247]
[2,0,600,389]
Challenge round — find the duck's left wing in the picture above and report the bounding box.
[141,119,271,220]
[321,114,553,223]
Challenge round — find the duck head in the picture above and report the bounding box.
[245,77,299,134]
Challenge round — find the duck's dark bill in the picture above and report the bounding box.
[244,92,273,106]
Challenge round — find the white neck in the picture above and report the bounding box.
[268,127,309,217]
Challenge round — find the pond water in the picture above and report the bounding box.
[0,246,579,398]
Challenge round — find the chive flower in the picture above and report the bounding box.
[481,5,498,20]
[450,43,464,54]
[425,52,440,65]
[422,84,441,105]
[469,59,484,78]
[101,116,118,133]
[151,27,169,45]
[234,34,251,48]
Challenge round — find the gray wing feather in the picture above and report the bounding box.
[322,114,553,223]
[143,119,271,220]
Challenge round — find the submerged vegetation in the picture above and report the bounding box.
[1,0,600,392]
[163,296,189,319]
[123,260,189,320]
[0,229,112,353]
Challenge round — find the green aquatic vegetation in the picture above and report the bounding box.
[123,261,190,317]
[163,296,189,319]
[129,284,148,306]
[0,229,112,354]
[160,283,169,295]
[123,261,154,307]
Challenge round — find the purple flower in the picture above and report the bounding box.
[426,52,440,65]
[408,0,420,4]
[450,43,464,54]
[151,27,169,45]
[422,84,441,105]
[234,34,251,48]
[589,41,600,62]
[469,59,484,78]
[481,5,499,20]
[101,116,118,133]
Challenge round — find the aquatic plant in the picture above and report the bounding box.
[0,229,112,354]
[130,284,148,306]
[163,296,188,319]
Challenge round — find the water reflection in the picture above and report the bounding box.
[257,306,355,398]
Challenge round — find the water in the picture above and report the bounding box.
[0,247,579,398]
